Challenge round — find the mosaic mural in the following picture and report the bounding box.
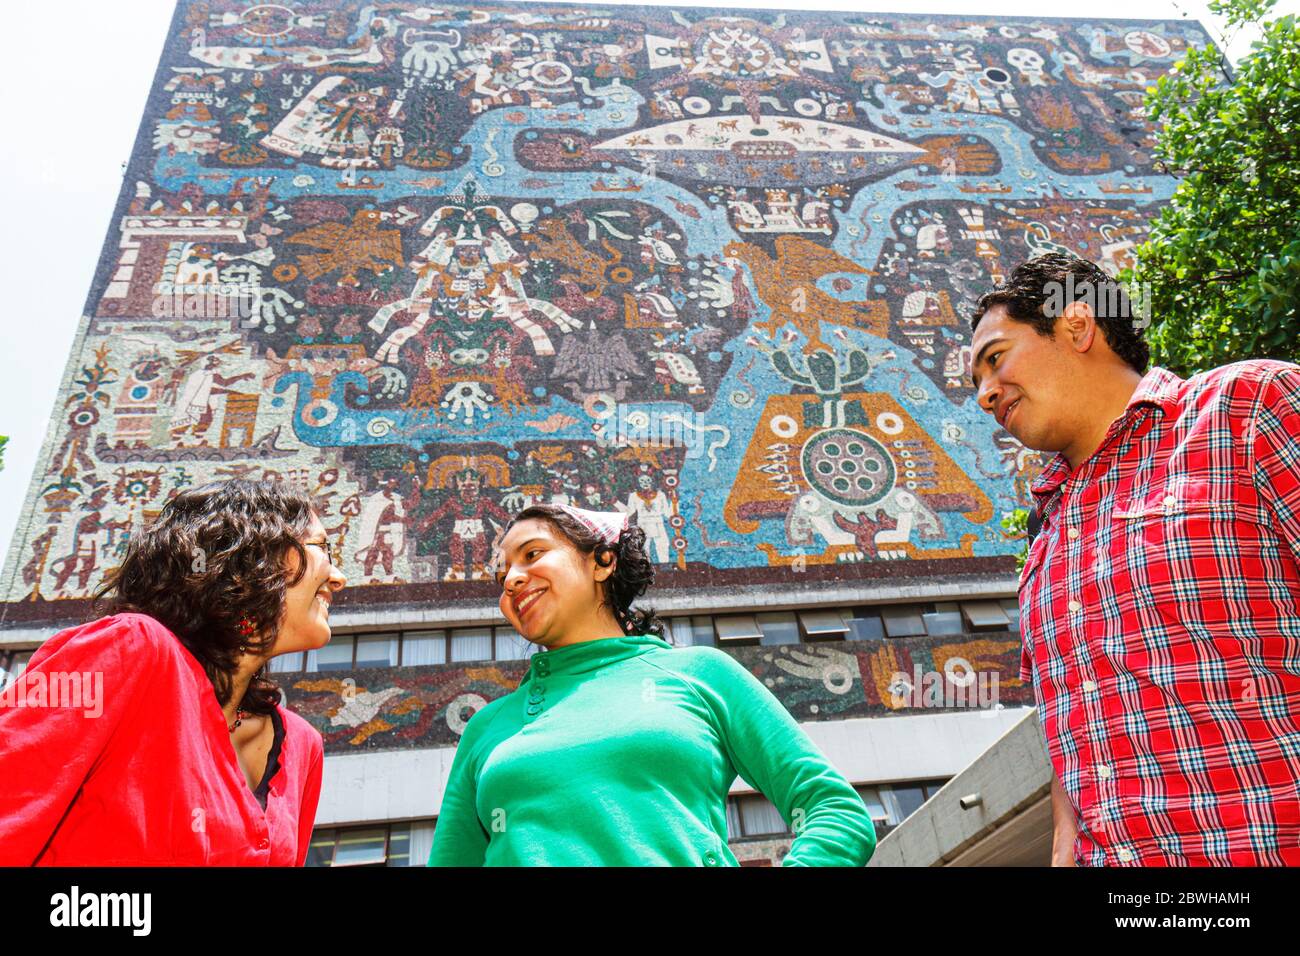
[283,634,1031,753]
[0,1,1209,624]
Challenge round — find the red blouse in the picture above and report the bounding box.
[0,613,323,865]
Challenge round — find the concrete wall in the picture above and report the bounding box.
[868,707,1052,866]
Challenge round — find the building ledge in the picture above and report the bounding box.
[868,707,1052,867]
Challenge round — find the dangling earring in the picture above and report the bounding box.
[237,616,255,651]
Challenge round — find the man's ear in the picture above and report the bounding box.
[1061,299,1098,354]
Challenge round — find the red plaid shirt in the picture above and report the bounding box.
[1019,359,1300,866]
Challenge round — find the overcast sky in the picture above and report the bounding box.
[0,0,1289,567]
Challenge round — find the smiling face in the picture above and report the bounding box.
[272,511,347,657]
[969,303,1091,454]
[496,518,614,649]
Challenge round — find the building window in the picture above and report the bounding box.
[268,651,303,673]
[668,616,715,646]
[845,608,885,641]
[921,602,964,636]
[265,593,1018,674]
[722,784,952,842]
[960,600,1012,631]
[309,635,355,672]
[855,778,950,830]
[725,796,744,839]
[715,615,763,646]
[306,822,424,867]
[274,626,536,672]
[880,605,927,638]
[726,794,792,839]
[355,633,399,668]
[0,650,33,690]
[998,598,1021,634]
[400,630,446,666]
[494,627,530,660]
[798,609,850,641]
[737,794,788,836]
[856,786,890,830]
[756,611,800,647]
[449,627,493,663]
[885,783,929,822]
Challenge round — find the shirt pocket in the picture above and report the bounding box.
[1114,477,1251,560]
[1111,477,1247,625]
[1113,478,1237,522]
[1112,478,1244,565]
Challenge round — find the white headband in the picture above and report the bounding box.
[557,504,629,546]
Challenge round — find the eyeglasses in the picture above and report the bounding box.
[304,539,341,567]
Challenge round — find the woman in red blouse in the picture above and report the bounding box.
[0,479,346,865]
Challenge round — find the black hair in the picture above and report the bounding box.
[93,478,316,714]
[970,252,1150,374]
[500,503,666,641]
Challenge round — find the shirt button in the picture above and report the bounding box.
[1068,600,1082,613]
[1067,527,1080,540]
[1162,494,1177,507]
[1096,765,1112,779]
[256,837,269,850]
[1117,847,1134,863]
[1082,680,1098,693]
[531,684,546,695]
[526,703,542,716]
[704,852,720,867]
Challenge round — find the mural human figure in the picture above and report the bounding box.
[355,479,407,581]
[545,475,574,507]
[618,473,672,564]
[49,486,117,595]
[417,469,512,581]
[168,356,255,446]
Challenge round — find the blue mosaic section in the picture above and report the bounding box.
[0,2,1208,615]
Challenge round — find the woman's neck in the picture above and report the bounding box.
[546,607,627,649]
[222,652,268,726]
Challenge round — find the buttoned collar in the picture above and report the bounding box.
[1030,366,1185,506]
[521,634,671,681]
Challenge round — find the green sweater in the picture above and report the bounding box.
[427,634,876,866]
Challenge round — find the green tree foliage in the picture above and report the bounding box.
[1000,507,1030,570]
[1127,0,1299,375]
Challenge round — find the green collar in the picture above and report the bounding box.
[522,634,672,681]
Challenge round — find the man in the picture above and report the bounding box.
[969,252,1300,866]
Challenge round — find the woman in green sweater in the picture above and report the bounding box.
[427,503,876,867]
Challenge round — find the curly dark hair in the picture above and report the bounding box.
[501,503,666,641]
[971,252,1150,374]
[93,478,316,715]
